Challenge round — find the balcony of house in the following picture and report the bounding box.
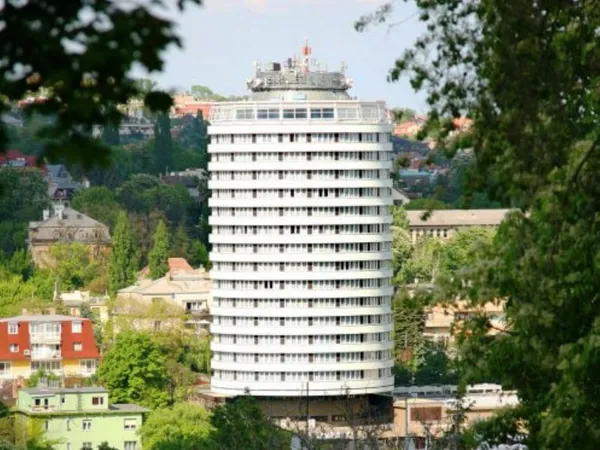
[30,350,62,361]
[29,332,61,344]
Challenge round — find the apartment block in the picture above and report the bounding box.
[0,315,100,380]
[14,386,148,450]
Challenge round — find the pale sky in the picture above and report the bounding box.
[152,0,427,111]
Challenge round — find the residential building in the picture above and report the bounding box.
[46,164,86,205]
[159,168,207,201]
[56,291,110,325]
[406,209,511,243]
[28,206,111,268]
[0,315,100,380]
[424,301,505,348]
[14,386,148,450]
[116,258,212,333]
[171,95,212,118]
[208,44,394,397]
[0,149,39,168]
[392,385,519,448]
[391,187,410,206]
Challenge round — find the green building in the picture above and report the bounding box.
[14,387,148,450]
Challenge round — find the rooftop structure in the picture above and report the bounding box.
[406,209,511,242]
[0,315,99,380]
[116,259,212,333]
[14,386,148,450]
[208,44,394,397]
[28,206,111,267]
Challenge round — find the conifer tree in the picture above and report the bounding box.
[148,220,170,279]
[109,212,137,294]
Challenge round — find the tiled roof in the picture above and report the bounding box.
[0,315,88,323]
[28,207,110,243]
[407,209,511,227]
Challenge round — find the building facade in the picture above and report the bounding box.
[28,206,111,268]
[14,387,147,450]
[406,209,511,243]
[208,47,394,397]
[0,316,100,380]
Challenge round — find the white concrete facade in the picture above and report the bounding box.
[208,98,395,397]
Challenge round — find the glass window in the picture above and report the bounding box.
[82,419,92,431]
[9,344,18,353]
[235,108,254,120]
[73,343,82,352]
[0,362,11,376]
[91,396,104,406]
[124,442,137,450]
[8,323,18,334]
[80,360,97,375]
[257,109,280,120]
[283,108,307,119]
[124,418,137,430]
[82,443,92,450]
[72,321,82,333]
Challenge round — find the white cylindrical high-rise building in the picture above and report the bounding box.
[208,50,394,397]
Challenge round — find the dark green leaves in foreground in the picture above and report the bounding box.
[0,0,201,167]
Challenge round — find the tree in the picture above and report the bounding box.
[153,113,174,175]
[187,240,210,269]
[0,0,200,165]
[140,403,212,450]
[405,198,451,211]
[148,220,169,279]
[206,397,290,450]
[0,168,49,223]
[390,206,412,279]
[71,187,122,230]
[49,243,102,291]
[97,331,170,409]
[109,212,137,294]
[171,223,189,258]
[358,0,600,448]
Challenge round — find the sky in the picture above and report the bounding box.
[151,0,427,111]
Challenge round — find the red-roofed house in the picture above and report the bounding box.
[0,150,40,169]
[0,315,100,380]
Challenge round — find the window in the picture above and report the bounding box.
[73,342,82,352]
[310,108,334,119]
[8,323,18,335]
[235,108,254,120]
[257,108,280,120]
[124,442,137,450]
[66,419,71,431]
[82,419,92,431]
[82,443,92,450]
[411,407,442,422]
[283,108,307,119]
[92,396,104,406]
[124,418,137,430]
[0,362,11,376]
[80,360,97,375]
[43,421,49,431]
[72,321,82,333]
[9,344,18,353]
[66,443,71,450]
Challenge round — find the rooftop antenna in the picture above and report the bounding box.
[302,38,311,73]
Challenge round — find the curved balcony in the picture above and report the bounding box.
[210,377,395,397]
[211,360,393,373]
[210,323,393,336]
[209,268,393,282]
[210,287,394,300]
[210,305,392,318]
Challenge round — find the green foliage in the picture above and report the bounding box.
[413,342,458,385]
[0,168,49,223]
[405,198,451,211]
[207,397,290,450]
[391,107,417,123]
[71,187,123,230]
[148,220,170,279]
[153,114,174,175]
[97,331,171,409]
[0,0,201,165]
[49,243,103,291]
[95,443,118,450]
[392,289,427,361]
[0,440,15,450]
[25,369,60,388]
[187,240,210,269]
[140,403,212,450]
[171,223,189,258]
[367,0,600,447]
[109,212,138,294]
[0,271,54,317]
